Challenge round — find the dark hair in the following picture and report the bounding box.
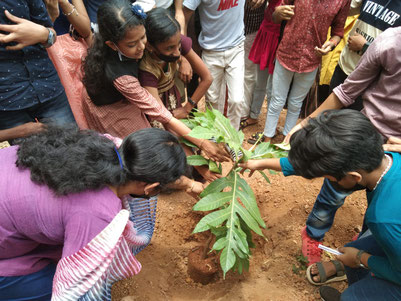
[145,7,180,46]
[82,0,144,101]
[16,126,187,195]
[288,110,384,180]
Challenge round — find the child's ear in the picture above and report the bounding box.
[146,43,155,53]
[105,40,117,51]
[348,171,363,183]
[144,182,160,195]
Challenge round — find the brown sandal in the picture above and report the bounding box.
[306,260,347,286]
[247,132,268,145]
[239,119,257,130]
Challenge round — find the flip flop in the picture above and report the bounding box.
[306,260,347,286]
[247,132,270,145]
[239,119,257,130]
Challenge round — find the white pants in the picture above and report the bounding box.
[263,60,318,137]
[202,42,245,130]
[242,31,258,118]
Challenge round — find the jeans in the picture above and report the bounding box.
[306,178,355,241]
[0,263,56,301]
[263,60,317,137]
[249,68,273,120]
[202,42,245,130]
[340,235,401,301]
[0,91,76,130]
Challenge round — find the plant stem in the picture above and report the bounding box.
[202,233,214,259]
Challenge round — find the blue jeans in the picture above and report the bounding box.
[341,235,401,301]
[263,60,318,137]
[249,68,273,120]
[0,263,56,301]
[0,91,76,130]
[306,178,357,241]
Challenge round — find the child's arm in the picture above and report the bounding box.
[238,158,282,177]
[184,48,213,106]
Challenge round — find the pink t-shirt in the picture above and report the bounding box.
[0,146,122,276]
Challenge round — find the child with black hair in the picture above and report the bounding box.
[81,0,229,164]
[239,109,401,300]
[139,7,212,119]
[0,126,188,299]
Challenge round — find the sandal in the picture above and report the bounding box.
[239,119,257,130]
[247,132,269,145]
[306,260,347,286]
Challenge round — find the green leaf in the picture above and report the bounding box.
[188,126,216,140]
[232,227,249,254]
[200,177,230,198]
[258,170,271,184]
[209,225,227,238]
[193,192,232,211]
[179,138,198,148]
[274,142,291,151]
[187,155,209,166]
[234,203,263,236]
[193,208,230,233]
[212,237,227,251]
[220,245,236,277]
[236,188,265,228]
[208,160,221,174]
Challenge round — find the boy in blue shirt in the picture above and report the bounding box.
[239,109,401,300]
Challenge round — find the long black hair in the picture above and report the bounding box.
[82,0,144,103]
[145,7,180,46]
[288,110,384,180]
[16,126,187,195]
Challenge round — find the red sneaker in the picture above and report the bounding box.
[301,226,322,266]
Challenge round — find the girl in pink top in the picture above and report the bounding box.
[0,126,187,300]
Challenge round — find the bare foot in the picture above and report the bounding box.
[310,261,343,283]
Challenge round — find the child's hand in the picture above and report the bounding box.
[274,5,295,22]
[195,165,221,182]
[238,160,264,177]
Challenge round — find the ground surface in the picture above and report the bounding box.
[112,106,367,301]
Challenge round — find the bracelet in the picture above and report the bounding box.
[329,38,338,47]
[187,97,196,107]
[63,5,78,16]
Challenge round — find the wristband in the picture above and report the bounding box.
[187,97,196,107]
[356,250,368,269]
[361,42,370,54]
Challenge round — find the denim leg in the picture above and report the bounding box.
[282,67,318,136]
[33,91,76,126]
[263,60,293,138]
[342,235,401,301]
[249,68,270,119]
[306,178,351,241]
[343,235,386,285]
[0,263,56,301]
[341,273,401,301]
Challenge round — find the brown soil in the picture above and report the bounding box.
[112,107,367,301]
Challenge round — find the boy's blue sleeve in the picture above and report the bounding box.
[279,157,296,176]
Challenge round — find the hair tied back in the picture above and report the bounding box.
[131,4,147,19]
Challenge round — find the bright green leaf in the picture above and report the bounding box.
[234,203,263,236]
[200,177,230,198]
[187,155,209,166]
[193,192,232,211]
[258,170,271,184]
[220,245,236,277]
[193,208,230,233]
